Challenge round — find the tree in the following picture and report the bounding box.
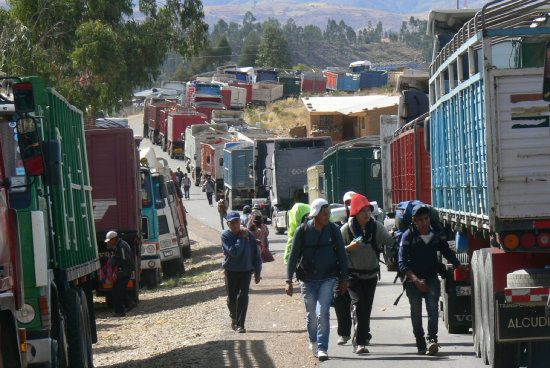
[256,23,292,68]
[213,35,232,66]
[2,0,209,115]
[211,19,228,45]
[238,31,261,67]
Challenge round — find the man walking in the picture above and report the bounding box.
[286,198,349,362]
[221,211,262,333]
[202,175,215,206]
[182,173,191,200]
[218,198,228,229]
[175,166,184,187]
[105,231,136,317]
[398,203,464,355]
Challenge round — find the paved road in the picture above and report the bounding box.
[128,115,486,368]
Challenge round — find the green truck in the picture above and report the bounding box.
[2,77,99,367]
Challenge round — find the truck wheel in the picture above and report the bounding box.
[177,256,186,276]
[155,268,162,286]
[141,270,154,289]
[480,248,491,365]
[62,288,90,368]
[50,285,68,368]
[78,288,94,368]
[161,261,176,279]
[0,310,23,368]
[471,251,482,358]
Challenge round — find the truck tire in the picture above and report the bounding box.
[51,285,68,368]
[62,287,90,368]
[471,251,482,358]
[507,268,550,288]
[480,248,491,365]
[78,288,94,368]
[162,260,177,279]
[0,310,23,368]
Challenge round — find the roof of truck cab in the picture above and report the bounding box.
[301,95,399,115]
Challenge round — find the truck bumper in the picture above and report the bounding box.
[141,258,161,270]
[25,338,52,365]
[159,246,181,262]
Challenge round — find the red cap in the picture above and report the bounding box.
[350,194,374,217]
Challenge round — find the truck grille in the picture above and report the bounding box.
[160,239,173,249]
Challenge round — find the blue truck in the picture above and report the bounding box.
[223,142,254,210]
[428,2,550,366]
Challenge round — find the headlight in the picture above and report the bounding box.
[148,260,156,268]
[16,303,36,324]
[147,245,155,254]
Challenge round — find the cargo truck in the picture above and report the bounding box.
[0,85,26,367]
[211,110,246,127]
[85,127,141,305]
[265,137,332,234]
[166,111,207,159]
[201,141,233,202]
[223,142,254,210]
[1,77,99,367]
[379,115,399,213]
[428,2,550,366]
[147,101,178,145]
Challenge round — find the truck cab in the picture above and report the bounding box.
[139,166,162,287]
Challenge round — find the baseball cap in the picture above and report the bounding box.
[104,230,118,242]
[343,191,356,203]
[309,198,329,218]
[226,211,240,222]
[412,203,431,217]
[350,194,374,217]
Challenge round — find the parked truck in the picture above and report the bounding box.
[166,111,207,159]
[211,109,246,127]
[379,115,399,213]
[428,2,550,366]
[201,140,234,202]
[184,123,230,185]
[223,142,254,210]
[85,127,141,305]
[0,82,26,367]
[1,77,99,367]
[264,137,332,234]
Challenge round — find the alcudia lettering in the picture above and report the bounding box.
[508,317,550,328]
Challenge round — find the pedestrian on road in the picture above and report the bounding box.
[286,198,349,362]
[175,167,184,187]
[241,205,252,227]
[332,191,356,347]
[182,173,191,200]
[105,231,136,317]
[398,203,465,355]
[218,198,228,229]
[221,211,262,333]
[283,202,310,264]
[249,215,269,250]
[340,194,395,354]
[201,175,215,206]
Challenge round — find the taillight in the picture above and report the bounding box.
[454,267,470,281]
[503,234,519,249]
[521,233,536,248]
[18,328,26,353]
[538,233,550,248]
[38,296,49,315]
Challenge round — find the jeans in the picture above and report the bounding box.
[300,278,337,353]
[348,277,377,346]
[405,276,440,341]
[225,270,253,329]
[206,192,213,205]
[184,185,190,199]
[113,273,131,314]
[220,213,226,229]
[333,283,352,338]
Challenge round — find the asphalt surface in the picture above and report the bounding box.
[128,115,487,367]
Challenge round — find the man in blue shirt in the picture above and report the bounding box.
[398,203,465,355]
[221,211,262,333]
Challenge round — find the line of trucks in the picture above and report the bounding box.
[0,75,191,367]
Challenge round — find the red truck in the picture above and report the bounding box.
[85,127,141,304]
[167,111,207,159]
[201,140,230,201]
[148,102,178,145]
[192,100,226,123]
[0,124,26,367]
[389,113,431,207]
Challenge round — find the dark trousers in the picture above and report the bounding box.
[184,185,190,199]
[333,284,352,337]
[113,274,131,314]
[206,192,213,205]
[220,213,226,229]
[405,276,440,341]
[225,270,252,329]
[348,277,378,346]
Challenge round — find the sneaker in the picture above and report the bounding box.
[309,342,318,357]
[355,345,369,354]
[318,351,328,362]
[231,319,238,331]
[237,327,246,333]
[416,337,427,354]
[426,339,439,356]
[337,336,350,345]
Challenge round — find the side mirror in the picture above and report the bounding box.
[13,82,35,113]
[544,42,550,101]
[16,116,45,176]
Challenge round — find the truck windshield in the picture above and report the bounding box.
[152,176,165,209]
[141,171,153,208]
[0,119,31,209]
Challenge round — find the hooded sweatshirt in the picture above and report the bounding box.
[284,203,311,264]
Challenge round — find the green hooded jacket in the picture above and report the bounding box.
[283,203,311,264]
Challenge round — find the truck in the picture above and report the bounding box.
[211,109,246,127]
[166,111,207,159]
[428,2,550,366]
[251,84,284,105]
[201,141,233,202]
[184,123,230,185]
[264,137,332,234]
[140,148,185,278]
[1,77,99,367]
[0,82,26,368]
[147,101,178,145]
[85,127,141,305]
[223,142,254,210]
[379,115,399,213]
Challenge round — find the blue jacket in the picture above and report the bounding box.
[287,221,349,282]
[398,226,459,280]
[221,230,262,275]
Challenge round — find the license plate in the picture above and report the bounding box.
[163,250,173,257]
[456,286,472,296]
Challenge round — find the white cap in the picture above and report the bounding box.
[309,198,329,218]
[104,231,118,242]
[343,191,356,203]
